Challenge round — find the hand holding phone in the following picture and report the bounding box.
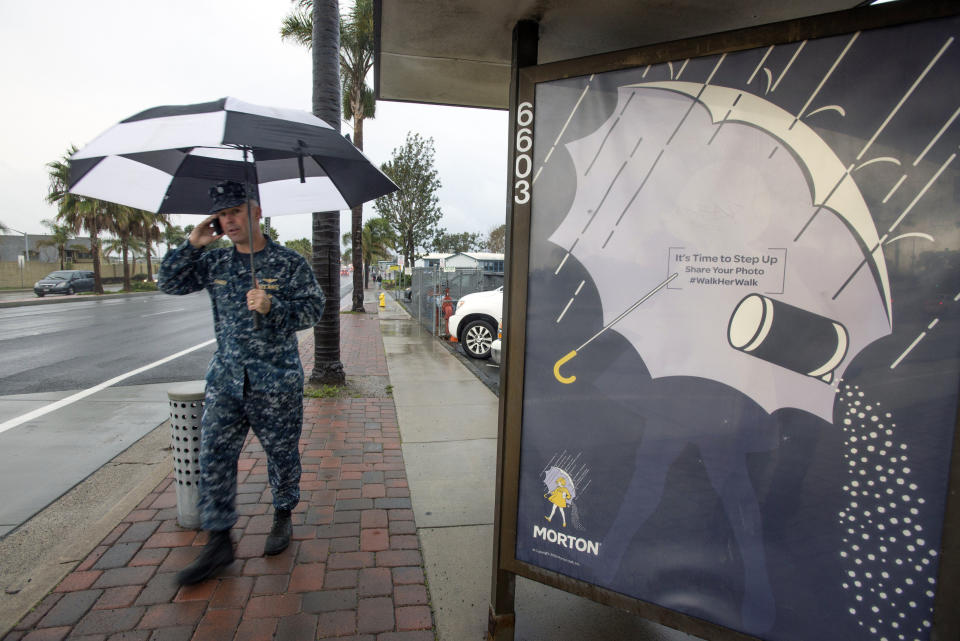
[188,215,224,248]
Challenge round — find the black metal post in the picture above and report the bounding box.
[242,147,260,329]
[488,18,538,641]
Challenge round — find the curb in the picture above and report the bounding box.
[0,421,173,637]
[0,290,161,309]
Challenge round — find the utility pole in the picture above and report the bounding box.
[6,226,29,262]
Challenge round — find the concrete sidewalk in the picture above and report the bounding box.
[378,291,696,641]
[4,287,697,641]
[4,293,431,641]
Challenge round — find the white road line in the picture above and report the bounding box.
[0,338,216,435]
[142,308,185,317]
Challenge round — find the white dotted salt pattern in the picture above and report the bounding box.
[839,385,937,641]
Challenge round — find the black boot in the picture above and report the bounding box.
[264,509,292,556]
[176,529,233,585]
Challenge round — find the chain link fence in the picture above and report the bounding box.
[402,266,503,336]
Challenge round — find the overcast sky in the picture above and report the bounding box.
[0,0,508,247]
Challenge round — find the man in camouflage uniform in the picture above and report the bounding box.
[159,180,325,585]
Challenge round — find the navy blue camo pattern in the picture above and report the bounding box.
[159,238,325,530]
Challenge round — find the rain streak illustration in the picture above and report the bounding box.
[517,18,959,641]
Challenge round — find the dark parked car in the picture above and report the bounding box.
[34,270,95,297]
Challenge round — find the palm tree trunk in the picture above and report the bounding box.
[144,232,153,281]
[91,219,103,294]
[350,203,364,311]
[311,212,345,384]
[122,240,131,291]
[350,116,365,312]
[310,0,345,385]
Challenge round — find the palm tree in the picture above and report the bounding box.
[47,146,106,294]
[291,0,345,384]
[163,223,186,250]
[342,217,395,288]
[106,206,149,291]
[282,0,376,313]
[104,235,145,268]
[139,212,169,281]
[36,219,75,269]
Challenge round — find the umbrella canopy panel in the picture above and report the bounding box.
[68,97,397,215]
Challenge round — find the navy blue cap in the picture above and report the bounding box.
[208,180,257,213]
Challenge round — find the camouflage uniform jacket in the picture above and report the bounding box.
[159,237,325,398]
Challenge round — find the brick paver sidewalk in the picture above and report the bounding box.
[5,301,434,641]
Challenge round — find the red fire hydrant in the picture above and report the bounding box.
[441,290,454,337]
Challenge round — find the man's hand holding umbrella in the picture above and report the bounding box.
[247,284,271,316]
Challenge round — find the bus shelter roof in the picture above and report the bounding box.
[373,0,859,110]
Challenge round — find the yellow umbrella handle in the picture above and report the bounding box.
[553,350,578,384]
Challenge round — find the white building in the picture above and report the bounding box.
[444,252,505,273]
[413,252,451,268]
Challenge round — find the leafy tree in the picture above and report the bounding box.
[432,230,483,254]
[342,217,395,287]
[486,223,506,253]
[281,0,376,313]
[164,223,186,250]
[0,221,8,233]
[47,146,106,294]
[36,219,75,269]
[285,238,312,261]
[374,132,443,268]
[106,207,148,291]
[104,235,146,272]
[260,222,280,242]
[139,212,169,282]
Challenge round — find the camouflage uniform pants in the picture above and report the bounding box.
[198,382,303,531]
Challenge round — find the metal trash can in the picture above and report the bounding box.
[167,381,206,529]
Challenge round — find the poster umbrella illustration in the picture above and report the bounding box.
[66,97,399,324]
[547,82,894,421]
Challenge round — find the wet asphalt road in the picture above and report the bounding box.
[0,276,354,396]
[0,292,216,396]
[0,276,353,536]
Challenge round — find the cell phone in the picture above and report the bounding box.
[210,219,223,235]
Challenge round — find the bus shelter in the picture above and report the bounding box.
[375,2,960,640]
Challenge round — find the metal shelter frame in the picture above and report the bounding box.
[489,2,960,640]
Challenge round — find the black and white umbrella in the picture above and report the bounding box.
[67,96,397,215]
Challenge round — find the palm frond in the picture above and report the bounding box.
[280,9,313,47]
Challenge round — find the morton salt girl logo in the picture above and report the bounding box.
[533,453,601,556]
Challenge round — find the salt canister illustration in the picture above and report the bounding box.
[728,294,849,383]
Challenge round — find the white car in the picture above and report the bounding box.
[448,286,503,359]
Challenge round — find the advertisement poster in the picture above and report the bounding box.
[514,14,960,641]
